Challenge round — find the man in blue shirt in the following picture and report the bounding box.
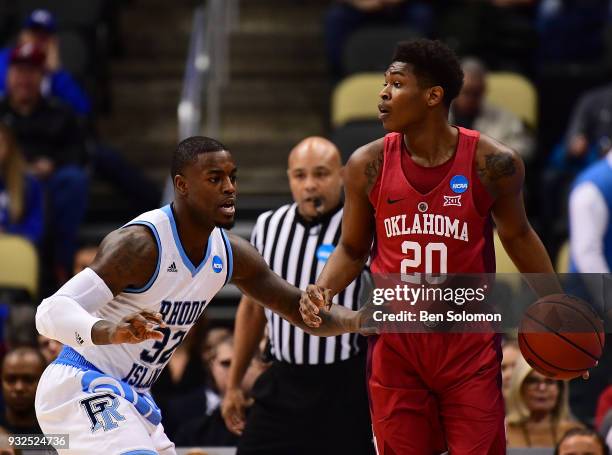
[0,9,91,116]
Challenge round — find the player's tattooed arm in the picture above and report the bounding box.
[90,225,158,295]
[229,234,360,337]
[477,136,559,294]
[311,140,378,298]
[86,226,165,345]
[361,138,385,193]
[475,135,522,197]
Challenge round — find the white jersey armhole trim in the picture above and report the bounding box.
[122,220,162,294]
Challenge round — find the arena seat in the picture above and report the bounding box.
[486,72,537,129]
[556,240,570,273]
[0,234,38,299]
[332,71,537,130]
[494,230,523,294]
[331,73,381,128]
[343,25,421,75]
[331,120,386,162]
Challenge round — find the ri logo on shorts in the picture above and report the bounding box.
[80,393,126,433]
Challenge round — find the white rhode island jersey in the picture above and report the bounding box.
[74,204,233,392]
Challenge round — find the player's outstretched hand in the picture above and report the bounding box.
[92,311,166,345]
[299,284,333,328]
[111,311,166,344]
[221,387,254,435]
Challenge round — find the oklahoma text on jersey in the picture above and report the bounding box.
[382,212,469,242]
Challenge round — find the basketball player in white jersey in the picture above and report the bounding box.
[34,136,362,454]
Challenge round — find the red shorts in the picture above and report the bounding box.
[367,333,505,455]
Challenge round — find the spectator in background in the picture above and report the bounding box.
[539,83,612,256]
[0,9,91,116]
[555,428,608,455]
[0,42,88,283]
[537,0,609,66]
[202,326,232,363]
[72,245,98,275]
[502,337,520,401]
[0,347,46,435]
[438,0,537,75]
[0,123,43,244]
[553,83,612,172]
[151,318,210,439]
[37,335,61,364]
[324,0,433,80]
[569,148,612,274]
[506,356,582,448]
[450,58,535,161]
[567,147,612,426]
[172,334,240,448]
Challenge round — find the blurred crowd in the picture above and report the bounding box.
[326,0,612,258]
[0,0,611,451]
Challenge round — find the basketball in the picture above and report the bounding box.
[518,294,605,380]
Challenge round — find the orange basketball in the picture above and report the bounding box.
[518,294,604,380]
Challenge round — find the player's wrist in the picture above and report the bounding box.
[91,320,115,345]
[226,380,243,392]
[315,282,335,298]
[346,311,361,333]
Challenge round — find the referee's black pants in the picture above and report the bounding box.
[237,352,375,455]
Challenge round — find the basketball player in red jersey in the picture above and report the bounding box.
[300,39,560,454]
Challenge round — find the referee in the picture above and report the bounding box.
[222,137,374,455]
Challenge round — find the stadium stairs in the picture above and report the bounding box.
[84,0,331,318]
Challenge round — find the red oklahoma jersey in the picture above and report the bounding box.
[365,128,506,455]
[369,127,495,276]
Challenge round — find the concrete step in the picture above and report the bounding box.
[110,58,185,79]
[107,78,182,112]
[119,2,193,58]
[220,78,329,112]
[229,32,327,77]
[238,0,328,34]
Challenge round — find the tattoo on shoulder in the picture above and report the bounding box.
[364,149,383,186]
[95,227,157,288]
[478,152,516,182]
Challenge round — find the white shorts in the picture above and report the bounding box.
[35,349,176,455]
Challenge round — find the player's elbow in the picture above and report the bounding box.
[35,297,55,338]
[341,241,370,264]
[497,222,532,245]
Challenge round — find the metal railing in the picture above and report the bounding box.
[180,0,238,139]
[163,0,239,204]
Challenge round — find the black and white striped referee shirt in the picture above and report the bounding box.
[251,203,367,365]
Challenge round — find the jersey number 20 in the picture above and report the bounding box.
[400,241,447,284]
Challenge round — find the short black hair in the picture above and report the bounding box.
[170,136,228,177]
[391,39,464,107]
[3,346,47,372]
[554,428,608,455]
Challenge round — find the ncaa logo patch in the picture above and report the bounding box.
[316,244,335,263]
[450,175,468,194]
[212,255,223,273]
